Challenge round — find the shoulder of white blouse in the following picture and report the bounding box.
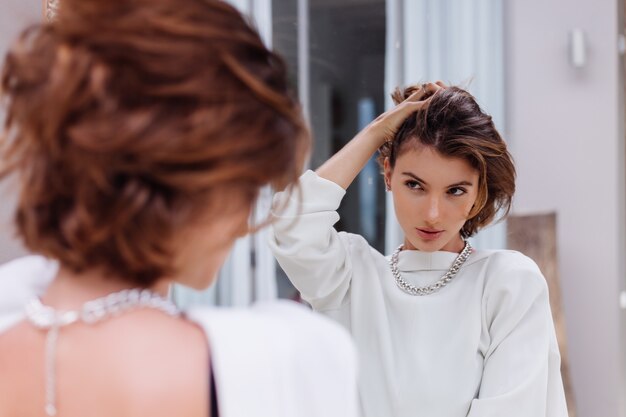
[0,255,58,333]
[186,301,358,417]
[186,300,357,381]
[0,256,57,310]
[187,299,356,353]
[478,249,548,293]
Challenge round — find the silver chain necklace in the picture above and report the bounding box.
[24,288,181,416]
[389,240,473,296]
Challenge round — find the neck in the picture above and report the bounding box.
[42,266,172,310]
[441,235,466,253]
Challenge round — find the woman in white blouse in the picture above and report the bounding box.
[269,82,569,417]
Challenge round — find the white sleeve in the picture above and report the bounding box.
[186,301,359,417]
[467,253,569,417]
[268,170,353,311]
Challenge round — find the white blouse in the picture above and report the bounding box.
[0,256,359,417]
[269,170,569,417]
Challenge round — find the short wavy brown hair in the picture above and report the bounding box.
[1,0,308,285]
[378,85,515,238]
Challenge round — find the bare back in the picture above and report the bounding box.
[0,310,209,417]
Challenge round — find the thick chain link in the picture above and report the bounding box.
[389,241,472,296]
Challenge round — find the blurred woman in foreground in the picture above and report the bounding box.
[0,1,357,416]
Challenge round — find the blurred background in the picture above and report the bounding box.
[2,0,625,416]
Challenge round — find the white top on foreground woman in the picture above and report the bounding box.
[269,83,569,417]
[0,0,357,416]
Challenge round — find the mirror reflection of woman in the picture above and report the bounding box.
[270,83,569,417]
[0,1,359,416]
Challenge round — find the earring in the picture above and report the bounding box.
[385,181,391,192]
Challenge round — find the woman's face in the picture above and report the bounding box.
[384,145,479,253]
[172,191,253,290]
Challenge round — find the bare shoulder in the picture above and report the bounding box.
[104,310,210,416]
[0,311,210,417]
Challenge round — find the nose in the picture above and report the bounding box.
[425,195,441,224]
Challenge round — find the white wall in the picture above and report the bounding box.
[506,1,624,416]
[0,0,40,263]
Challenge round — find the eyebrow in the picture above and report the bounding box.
[401,171,474,188]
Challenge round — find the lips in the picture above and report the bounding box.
[416,228,444,241]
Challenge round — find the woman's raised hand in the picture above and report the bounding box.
[315,81,445,190]
[363,82,445,147]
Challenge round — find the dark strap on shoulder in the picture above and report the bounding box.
[210,364,219,417]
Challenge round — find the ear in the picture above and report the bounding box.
[383,158,392,190]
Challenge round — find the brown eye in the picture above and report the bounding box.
[448,187,466,196]
[405,180,422,190]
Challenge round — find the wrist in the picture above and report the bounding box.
[356,125,388,150]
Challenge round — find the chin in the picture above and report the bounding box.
[419,243,446,252]
[407,239,440,252]
[407,233,456,252]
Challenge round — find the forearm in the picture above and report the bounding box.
[315,130,382,190]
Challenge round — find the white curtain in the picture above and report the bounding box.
[173,0,277,308]
[384,0,506,253]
